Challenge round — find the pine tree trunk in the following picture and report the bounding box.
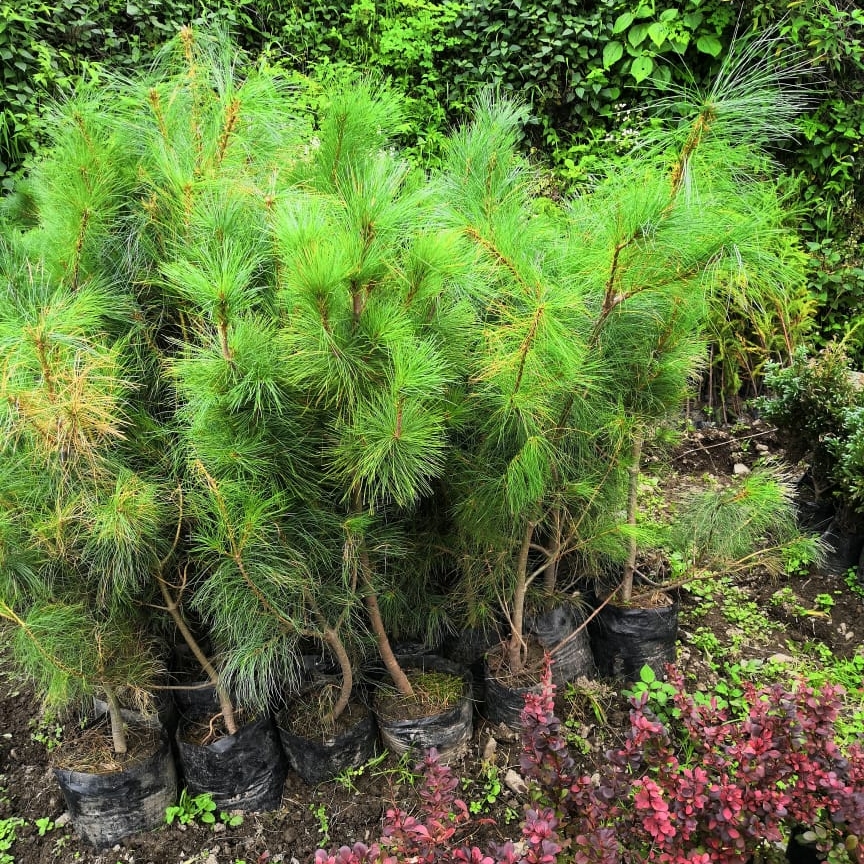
[620,435,643,603]
[507,520,536,675]
[157,577,239,735]
[351,492,414,698]
[543,509,562,595]
[363,574,415,698]
[322,625,353,723]
[103,683,128,755]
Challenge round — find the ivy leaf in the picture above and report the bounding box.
[630,55,654,82]
[648,22,668,48]
[628,23,650,48]
[613,12,635,34]
[603,40,624,69]
[696,34,723,57]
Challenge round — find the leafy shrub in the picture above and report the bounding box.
[759,344,864,505]
[317,657,864,864]
[314,749,562,864]
[521,660,864,864]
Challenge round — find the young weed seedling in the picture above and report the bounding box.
[333,750,388,795]
[310,802,330,846]
[624,665,678,724]
[462,763,502,815]
[34,817,54,837]
[0,817,24,864]
[845,568,864,600]
[813,593,835,613]
[165,790,241,828]
[29,718,63,753]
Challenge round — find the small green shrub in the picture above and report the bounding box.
[759,343,864,500]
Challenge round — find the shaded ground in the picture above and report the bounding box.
[2,419,863,864]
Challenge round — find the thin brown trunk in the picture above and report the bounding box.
[363,569,414,697]
[351,284,363,329]
[544,509,562,595]
[322,625,353,723]
[103,683,128,755]
[157,576,238,735]
[508,520,536,674]
[621,435,643,603]
[350,490,414,697]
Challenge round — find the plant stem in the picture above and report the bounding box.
[305,588,353,723]
[351,491,414,697]
[362,565,414,698]
[508,519,536,674]
[621,434,643,603]
[102,683,128,755]
[157,574,239,735]
[322,625,353,723]
[544,509,562,594]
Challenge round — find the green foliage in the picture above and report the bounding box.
[165,789,218,826]
[333,750,389,794]
[164,788,244,828]
[33,818,53,837]
[29,716,62,752]
[845,568,864,600]
[0,817,23,864]
[760,343,864,510]
[462,762,502,815]
[310,802,331,845]
[623,664,678,722]
[814,592,836,612]
[668,465,824,578]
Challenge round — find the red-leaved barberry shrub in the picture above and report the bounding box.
[520,655,864,864]
[317,656,864,864]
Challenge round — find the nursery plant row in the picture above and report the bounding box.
[0,26,848,859]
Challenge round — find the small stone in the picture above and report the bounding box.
[733,462,750,475]
[755,443,770,454]
[845,631,855,641]
[493,722,521,743]
[767,653,797,665]
[504,769,527,795]
[53,812,71,828]
[212,822,226,833]
[482,736,498,762]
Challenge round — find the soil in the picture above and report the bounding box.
[53,719,162,774]
[374,670,466,722]
[2,418,862,864]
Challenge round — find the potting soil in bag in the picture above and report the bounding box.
[375,656,473,761]
[175,715,286,811]
[278,702,377,785]
[54,733,177,848]
[483,666,539,730]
